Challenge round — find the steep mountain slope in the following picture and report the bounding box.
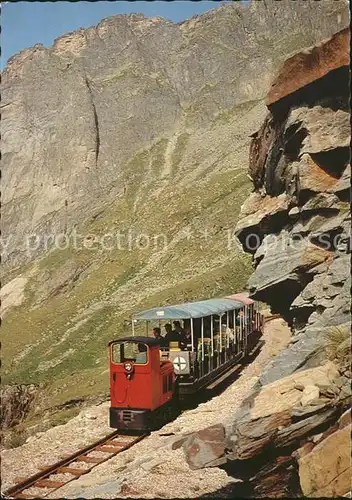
[1,0,349,428]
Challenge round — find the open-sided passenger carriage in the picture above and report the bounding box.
[109,294,264,430]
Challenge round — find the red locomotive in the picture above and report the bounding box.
[109,294,264,431]
[109,337,175,430]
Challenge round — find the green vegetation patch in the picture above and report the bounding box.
[214,98,262,124]
[150,138,168,178]
[171,132,190,174]
[2,138,254,434]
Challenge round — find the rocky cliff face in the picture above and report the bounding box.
[236,27,351,384]
[180,363,350,497]
[2,0,348,268]
[1,0,349,426]
[174,28,351,499]
[0,384,38,431]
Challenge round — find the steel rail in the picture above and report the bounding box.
[3,431,147,499]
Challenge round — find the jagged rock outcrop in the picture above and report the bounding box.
[2,0,349,268]
[0,385,38,430]
[180,362,350,497]
[297,408,351,497]
[235,27,351,384]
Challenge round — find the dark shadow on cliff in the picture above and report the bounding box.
[194,403,347,499]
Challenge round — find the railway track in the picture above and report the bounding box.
[3,320,273,499]
[3,431,147,499]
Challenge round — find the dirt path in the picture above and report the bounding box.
[1,318,290,499]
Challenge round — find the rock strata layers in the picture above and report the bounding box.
[297,411,351,498]
[235,27,351,383]
[181,362,351,497]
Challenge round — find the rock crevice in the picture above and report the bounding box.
[84,77,101,168]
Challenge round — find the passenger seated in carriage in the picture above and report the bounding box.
[164,323,175,341]
[152,327,168,348]
[236,310,247,325]
[164,322,188,349]
[172,320,184,334]
[173,321,188,348]
[184,327,192,344]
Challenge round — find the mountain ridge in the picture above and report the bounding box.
[1,0,349,432]
[2,0,349,268]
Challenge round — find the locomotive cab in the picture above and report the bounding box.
[109,336,175,431]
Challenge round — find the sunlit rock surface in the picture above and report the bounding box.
[236,27,351,383]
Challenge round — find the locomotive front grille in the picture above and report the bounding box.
[122,410,133,422]
[110,407,152,430]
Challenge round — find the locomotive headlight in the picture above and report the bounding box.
[124,362,133,372]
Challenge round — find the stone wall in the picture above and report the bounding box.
[235,28,351,384]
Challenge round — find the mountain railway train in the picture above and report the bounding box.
[109,293,264,431]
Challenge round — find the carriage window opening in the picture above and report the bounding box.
[213,315,220,335]
[228,311,234,329]
[111,343,123,363]
[135,343,148,364]
[203,316,212,338]
[111,342,148,364]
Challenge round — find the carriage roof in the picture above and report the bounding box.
[226,293,254,306]
[132,296,248,321]
[108,336,160,346]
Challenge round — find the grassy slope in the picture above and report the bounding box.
[2,102,257,433]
